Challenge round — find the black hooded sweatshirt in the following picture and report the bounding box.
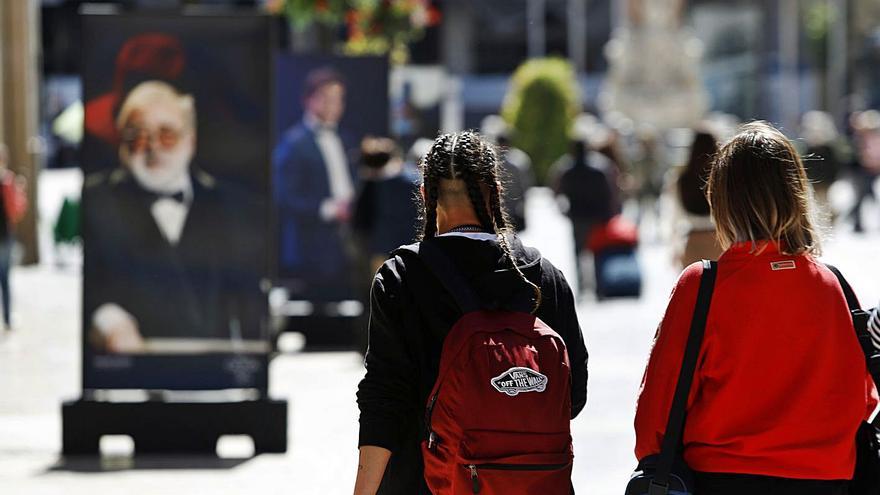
[357,232,589,494]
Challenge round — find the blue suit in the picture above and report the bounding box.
[273,121,358,299]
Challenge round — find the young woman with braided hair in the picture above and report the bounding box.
[354,131,588,494]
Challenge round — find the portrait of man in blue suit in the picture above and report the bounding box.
[273,68,359,300]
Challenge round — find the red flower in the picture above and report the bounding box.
[346,10,361,25]
[427,6,441,25]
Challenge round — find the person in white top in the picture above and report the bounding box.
[82,80,264,354]
[870,306,880,350]
[273,67,359,300]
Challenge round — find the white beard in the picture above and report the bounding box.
[121,146,192,194]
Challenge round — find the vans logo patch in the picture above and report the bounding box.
[771,260,797,271]
[490,367,548,396]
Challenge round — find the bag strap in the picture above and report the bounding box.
[826,264,860,311]
[394,240,481,314]
[824,264,880,399]
[651,260,717,495]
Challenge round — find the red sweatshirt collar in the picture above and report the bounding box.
[719,240,785,261]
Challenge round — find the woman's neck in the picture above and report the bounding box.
[436,206,484,234]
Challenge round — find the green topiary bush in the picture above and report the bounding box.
[501,58,581,185]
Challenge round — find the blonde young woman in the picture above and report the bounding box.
[635,122,877,494]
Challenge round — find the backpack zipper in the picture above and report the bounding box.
[469,464,479,493]
[465,462,569,493]
[425,392,439,450]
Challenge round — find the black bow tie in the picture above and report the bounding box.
[149,190,187,204]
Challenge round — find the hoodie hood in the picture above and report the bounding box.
[428,233,543,313]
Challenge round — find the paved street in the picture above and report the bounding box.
[1,180,879,494]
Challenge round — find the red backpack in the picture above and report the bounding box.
[402,241,574,494]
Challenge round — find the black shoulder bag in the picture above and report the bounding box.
[625,260,717,495]
[825,265,880,495]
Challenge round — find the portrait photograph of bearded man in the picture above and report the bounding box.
[83,79,264,355]
[79,18,271,389]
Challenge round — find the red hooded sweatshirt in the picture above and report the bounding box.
[635,241,878,480]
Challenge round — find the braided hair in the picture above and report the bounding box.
[419,131,543,312]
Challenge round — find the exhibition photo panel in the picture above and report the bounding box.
[273,54,389,303]
[80,12,272,390]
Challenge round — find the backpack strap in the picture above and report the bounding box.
[394,240,482,314]
[651,260,716,495]
[824,264,880,398]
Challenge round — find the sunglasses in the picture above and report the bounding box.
[120,126,187,153]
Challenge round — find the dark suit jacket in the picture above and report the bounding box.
[272,121,358,288]
[82,168,265,342]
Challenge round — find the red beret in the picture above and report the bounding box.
[85,33,186,145]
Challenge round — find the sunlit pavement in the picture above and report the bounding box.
[1,184,878,494]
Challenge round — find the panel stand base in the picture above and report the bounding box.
[62,398,288,455]
[284,314,361,350]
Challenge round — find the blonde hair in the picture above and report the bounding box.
[707,121,820,256]
[116,80,196,131]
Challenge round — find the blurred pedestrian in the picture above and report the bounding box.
[594,127,631,207]
[673,129,722,268]
[352,137,420,276]
[871,305,880,350]
[0,144,24,331]
[632,128,666,231]
[550,137,616,295]
[847,110,880,233]
[635,122,876,494]
[53,196,81,268]
[354,131,587,494]
[481,115,535,232]
[800,111,844,218]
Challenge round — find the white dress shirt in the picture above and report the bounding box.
[306,113,353,220]
[150,177,193,246]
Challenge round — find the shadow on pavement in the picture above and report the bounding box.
[45,455,253,473]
